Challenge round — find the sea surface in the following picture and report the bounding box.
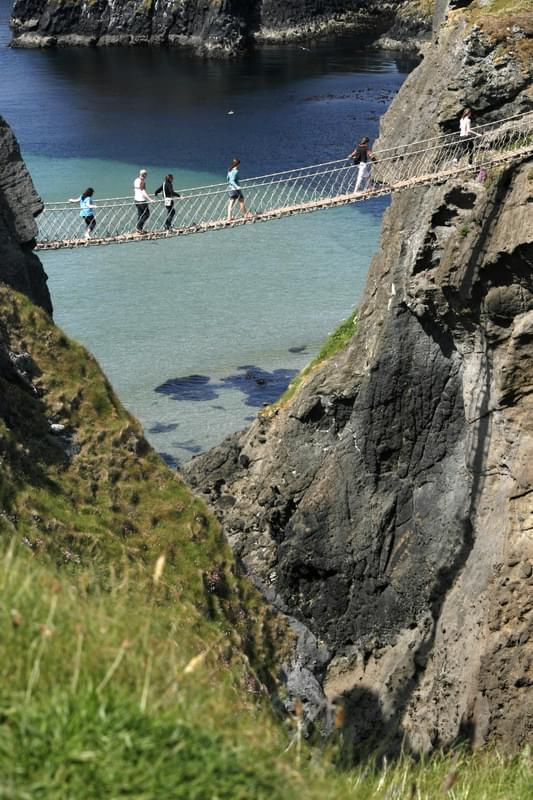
[0,0,416,465]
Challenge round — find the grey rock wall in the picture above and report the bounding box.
[0,117,51,315]
[10,0,426,54]
[184,11,533,754]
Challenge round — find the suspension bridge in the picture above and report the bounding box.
[35,111,533,251]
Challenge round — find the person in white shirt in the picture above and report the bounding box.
[134,169,153,233]
[459,109,480,164]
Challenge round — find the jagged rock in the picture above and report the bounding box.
[0,116,51,315]
[10,0,428,55]
[375,0,432,52]
[184,7,533,754]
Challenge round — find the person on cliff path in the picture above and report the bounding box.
[134,169,153,234]
[69,187,96,240]
[458,108,481,165]
[155,174,180,231]
[227,158,252,222]
[348,137,377,194]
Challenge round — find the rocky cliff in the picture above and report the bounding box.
[0,117,51,315]
[185,1,533,755]
[10,0,430,54]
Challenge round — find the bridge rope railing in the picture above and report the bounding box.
[35,110,533,249]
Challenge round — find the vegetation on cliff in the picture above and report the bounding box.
[271,310,357,410]
[1,284,531,796]
[0,549,531,797]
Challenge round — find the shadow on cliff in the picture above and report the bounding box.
[334,685,479,765]
[336,315,494,761]
[456,165,514,305]
[0,366,69,511]
[333,686,394,765]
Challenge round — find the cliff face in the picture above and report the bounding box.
[10,0,428,54]
[0,117,51,316]
[185,3,533,754]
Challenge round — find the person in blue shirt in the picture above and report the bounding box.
[69,187,96,239]
[227,158,252,222]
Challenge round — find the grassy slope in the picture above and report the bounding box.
[0,284,299,795]
[0,540,531,799]
[0,550,531,799]
[1,292,530,798]
[465,0,533,65]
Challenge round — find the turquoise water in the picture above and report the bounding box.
[37,175,377,465]
[1,0,414,464]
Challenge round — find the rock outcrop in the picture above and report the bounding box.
[0,116,51,315]
[10,0,430,54]
[375,0,434,52]
[185,3,533,754]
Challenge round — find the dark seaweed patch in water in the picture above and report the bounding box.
[148,422,179,434]
[159,451,178,468]
[155,374,219,402]
[155,366,297,407]
[174,439,203,455]
[221,366,298,407]
[288,345,308,354]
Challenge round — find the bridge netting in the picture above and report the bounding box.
[35,111,533,250]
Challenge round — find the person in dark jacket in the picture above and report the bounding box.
[348,136,377,193]
[155,174,180,231]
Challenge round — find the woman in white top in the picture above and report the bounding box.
[134,169,153,233]
[459,109,480,164]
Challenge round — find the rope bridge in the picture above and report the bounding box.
[35,111,533,251]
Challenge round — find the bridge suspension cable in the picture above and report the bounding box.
[35,111,533,250]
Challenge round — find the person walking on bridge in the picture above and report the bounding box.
[227,158,252,222]
[348,137,376,194]
[155,174,180,231]
[69,187,96,240]
[134,169,153,234]
[459,108,481,165]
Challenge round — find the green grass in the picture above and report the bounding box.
[1,288,532,796]
[0,693,294,799]
[0,543,298,799]
[0,543,531,799]
[269,310,357,411]
[477,0,533,13]
[0,286,232,588]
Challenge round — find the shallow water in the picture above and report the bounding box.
[0,0,415,465]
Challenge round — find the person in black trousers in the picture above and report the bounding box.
[133,169,153,233]
[155,174,180,230]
